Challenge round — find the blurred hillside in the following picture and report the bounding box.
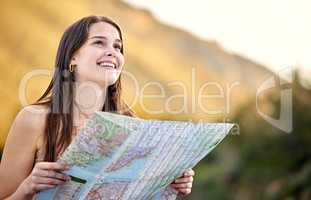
[0,0,273,146]
[1,0,310,199]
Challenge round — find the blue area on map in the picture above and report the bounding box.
[100,158,147,182]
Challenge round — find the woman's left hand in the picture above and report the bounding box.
[170,169,195,196]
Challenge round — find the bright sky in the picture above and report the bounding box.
[124,0,311,73]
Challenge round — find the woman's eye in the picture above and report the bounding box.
[94,40,104,46]
[114,44,122,51]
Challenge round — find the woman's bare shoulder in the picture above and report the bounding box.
[2,104,49,162]
[0,104,50,198]
[22,104,50,116]
[13,104,49,137]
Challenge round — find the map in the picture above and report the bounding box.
[37,111,236,200]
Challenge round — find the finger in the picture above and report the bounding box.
[37,162,69,171]
[178,188,192,195]
[33,183,58,192]
[34,169,70,181]
[171,182,192,189]
[174,176,193,183]
[33,176,68,185]
[183,169,195,177]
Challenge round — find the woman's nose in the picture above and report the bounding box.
[104,50,114,57]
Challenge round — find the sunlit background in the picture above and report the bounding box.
[126,0,311,72]
[0,0,310,199]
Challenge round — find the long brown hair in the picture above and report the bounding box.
[35,16,134,162]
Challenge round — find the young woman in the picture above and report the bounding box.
[0,16,194,199]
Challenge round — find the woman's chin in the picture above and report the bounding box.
[97,77,119,87]
[76,72,120,88]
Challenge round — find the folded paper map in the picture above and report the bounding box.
[37,111,236,200]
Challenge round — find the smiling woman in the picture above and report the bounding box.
[0,15,194,199]
[72,23,124,88]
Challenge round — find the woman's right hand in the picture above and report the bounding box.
[21,162,71,196]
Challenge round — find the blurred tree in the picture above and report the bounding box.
[186,71,311,200]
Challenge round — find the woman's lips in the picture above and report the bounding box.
[97,60,117,69]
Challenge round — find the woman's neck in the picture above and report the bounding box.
[72,82,107,127]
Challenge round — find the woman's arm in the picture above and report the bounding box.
[0,105,69,200]
[0,107,41,199]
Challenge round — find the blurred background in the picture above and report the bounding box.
[0,0,310,199]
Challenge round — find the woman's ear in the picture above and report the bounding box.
[70,56,77,65]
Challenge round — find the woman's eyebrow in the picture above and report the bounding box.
[89,36,121,43]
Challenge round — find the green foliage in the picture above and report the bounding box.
[188,74,311,200]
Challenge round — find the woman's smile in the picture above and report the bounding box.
[96,59,118,69]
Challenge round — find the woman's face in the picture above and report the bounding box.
[71,22,124,88]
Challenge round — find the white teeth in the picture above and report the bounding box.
[98,62,116,69]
